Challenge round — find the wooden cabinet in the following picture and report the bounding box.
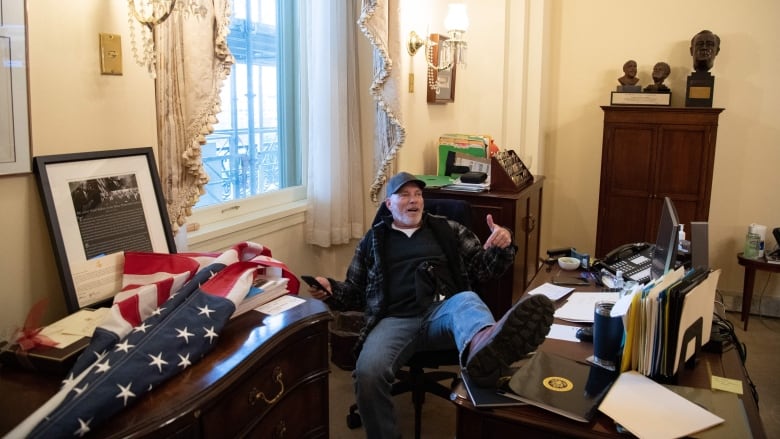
[595,106,723,257]
[424,176,544,318]
[0,299,332,439]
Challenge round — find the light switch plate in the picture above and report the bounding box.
[99,33,123,75]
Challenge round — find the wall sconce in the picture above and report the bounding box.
[407,3,469,91]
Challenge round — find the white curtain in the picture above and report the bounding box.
[358,0,406,203]
[303,1,365,247]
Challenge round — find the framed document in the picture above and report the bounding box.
[33,147,176,312]
[0,0,31,175]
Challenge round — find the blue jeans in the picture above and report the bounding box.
[353,291,495,439]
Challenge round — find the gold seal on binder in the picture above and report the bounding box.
[543,376,574,392]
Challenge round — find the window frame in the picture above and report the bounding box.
[187,0,305,245]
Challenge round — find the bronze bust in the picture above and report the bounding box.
[618,60,639,86]
[690,30,720,72]
[644,62,671,92]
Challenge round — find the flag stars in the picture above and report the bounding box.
[116,382,136,406]
[151,306,165,317]
[176,327,194,344]
[94,359,112,374]
[178,353,192,369]
[72,383,89,397]
[74,417,92,437]
[197,305,215,319]
[203,326,218,343]
[92,350,108,362]
[133,322,152,333]
[148,352,169,373]
[62,373,77,388]
[114,340,135,353]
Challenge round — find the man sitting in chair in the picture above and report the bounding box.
[307,171,554,439]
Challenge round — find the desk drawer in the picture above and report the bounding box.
[245,377,328,438]
[201,331,328,437]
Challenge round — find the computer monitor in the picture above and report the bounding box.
[650,197,680,280]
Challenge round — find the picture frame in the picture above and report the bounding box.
[426,33,457,104]
[33,147,176,312]
[0,0,32,175]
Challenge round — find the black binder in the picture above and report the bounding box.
[502,351,618,422]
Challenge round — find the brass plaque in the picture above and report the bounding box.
[688,86,711,99]
[99,33,123,75]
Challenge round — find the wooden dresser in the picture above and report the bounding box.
[424,176,544,318]
[596,106,723,257]
[0,298,332,438]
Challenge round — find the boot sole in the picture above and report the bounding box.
[466,294,554,387]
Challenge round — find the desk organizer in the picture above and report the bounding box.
[491,150,533,192]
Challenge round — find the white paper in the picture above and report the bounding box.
[546,324,581,342]
[254,295,305,315]
[599,371,724,438]
[553,292,619,323]
[39,307,110,349]
[526,282,574,301]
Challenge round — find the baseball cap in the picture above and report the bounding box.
[385,172,426,197]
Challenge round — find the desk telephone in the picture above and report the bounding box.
[597,242,654,284]
[603,242,650,264]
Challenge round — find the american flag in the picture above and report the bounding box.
[9,242,297,438]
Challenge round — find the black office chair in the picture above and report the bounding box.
[345,198,473,439]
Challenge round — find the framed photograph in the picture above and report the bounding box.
[0,0,32,175]
[33,147,176,312]
[426,33,457,104]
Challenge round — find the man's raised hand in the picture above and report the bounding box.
[483,214,512,249]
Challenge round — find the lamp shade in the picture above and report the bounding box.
[444,3,469,32]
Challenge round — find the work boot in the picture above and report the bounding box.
[466,294,554,387]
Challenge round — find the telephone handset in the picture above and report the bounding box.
[603,242,650,264]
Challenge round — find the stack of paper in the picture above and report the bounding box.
[232,277,290,318]
[526,282,574,302]
[553,292,620,323]
[446,178,490,192]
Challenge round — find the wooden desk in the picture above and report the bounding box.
[452,265,767,438]
[736,252,780,330]
[0,298,331,438]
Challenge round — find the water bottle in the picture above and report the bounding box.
[614,270,625,292]
[744,227,760,259]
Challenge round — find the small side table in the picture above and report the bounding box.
[736,252,780,330]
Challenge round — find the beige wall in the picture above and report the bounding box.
[389,0,780,303]
[0,1,158,332]
[1,0,778,333]
[543,0,780,299]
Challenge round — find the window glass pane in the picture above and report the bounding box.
[196,0,299,210]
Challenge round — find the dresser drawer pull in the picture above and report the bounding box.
[250,367,285,406]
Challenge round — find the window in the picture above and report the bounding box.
[194,0,303,220]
